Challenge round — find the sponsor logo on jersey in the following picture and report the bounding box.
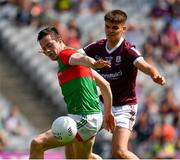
[105,56,113,63]
[101,71,122,80]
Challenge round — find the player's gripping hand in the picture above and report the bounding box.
[92,59,111,68]
[152,74,166,86]
[103,112,116,133]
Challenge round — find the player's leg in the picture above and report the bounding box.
[112,104,139,159]
[29,129,65,159]
[65,143,75,159]
[73,136,102,159]
[112,127,138,159]
[65,141,102,159]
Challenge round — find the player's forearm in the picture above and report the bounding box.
[100,83,112,113]
[136,60,160,78]
[78,55,96,68]
[70,53,96,68]
[142,65,160,78]
[93,69,113,113]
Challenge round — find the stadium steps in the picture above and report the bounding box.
[0,51,61,132]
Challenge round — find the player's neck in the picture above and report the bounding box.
[107,41,119,50]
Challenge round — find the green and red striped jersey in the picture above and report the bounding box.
[57,48,101,115]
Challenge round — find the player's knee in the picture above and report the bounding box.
[113,148,127,158]
[30,137,44,152]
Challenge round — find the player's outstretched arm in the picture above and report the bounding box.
[134,59,166,85]
[92,69,116,133]
[69,53,111,68]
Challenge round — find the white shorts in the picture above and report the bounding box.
[68,112,103,141]
[99,101,138,131]
[112,104,138,131]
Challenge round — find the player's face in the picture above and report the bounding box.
[39,34,61,60]
[105,21,126,43]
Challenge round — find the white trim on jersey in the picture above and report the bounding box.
[84,41,96,49]
[133,57,144,65]
[131,47,141,56]
[130,47,144,65]
[105,37,124,54]
[77,48,86,55]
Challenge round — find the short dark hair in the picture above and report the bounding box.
[104,9,127,24]
[37,27,60,41]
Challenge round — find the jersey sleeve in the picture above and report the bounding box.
[58,49,77,64]
[128,47,143,64]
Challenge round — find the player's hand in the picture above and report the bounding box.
[152,75,166,85]
[92,59,111,68]
[103,112,116,133]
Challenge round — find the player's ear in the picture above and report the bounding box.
[57,36,63,42]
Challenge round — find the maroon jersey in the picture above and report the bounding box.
[83,38,142,106]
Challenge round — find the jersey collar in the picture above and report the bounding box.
[105,37,124,54]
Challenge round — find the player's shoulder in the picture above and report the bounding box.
[84,38,106,49]
[58,48,77,60]
[123,39,141,56]
[60,48,77,54]
[123,39,135,50]
[96,38,106,45]
[121,39,142,56]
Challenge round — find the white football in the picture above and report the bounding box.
[51,116,77,143]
